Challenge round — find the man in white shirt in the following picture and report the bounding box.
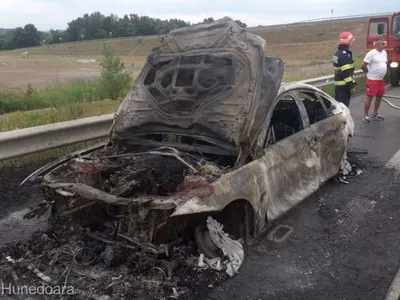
[361,39,388,122]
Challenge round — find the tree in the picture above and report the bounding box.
[0,13,197,50]
[98,43,132,99]
[49,29,64,44]
[202,17,215,24]
[10,24,41,48]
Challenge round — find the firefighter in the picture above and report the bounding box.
[332,31,356,107]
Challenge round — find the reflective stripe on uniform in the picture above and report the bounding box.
[344,76,353,83]
[341,63,354,71]
[335,76,354,85]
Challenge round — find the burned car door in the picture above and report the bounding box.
[260,91,321,222]
[298,90,349,183]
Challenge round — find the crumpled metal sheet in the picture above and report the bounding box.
[198,216,244,277]
[340,153,352,176]
[110,17,284,165]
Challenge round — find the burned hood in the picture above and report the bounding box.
[111,17,284,163]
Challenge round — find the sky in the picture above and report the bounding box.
[0,0,399,31]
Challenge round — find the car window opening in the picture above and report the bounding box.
[369,20,388,36]
[299,92,328,124]
[267,96,303,144]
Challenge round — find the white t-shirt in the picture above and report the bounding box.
[364,49,388,80]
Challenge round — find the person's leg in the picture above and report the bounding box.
[343,88,351,107]
[372,96,382,115]
[363,95,373,122]
[363,78,375,122]
[335,86,350,107]
[371,79,385,120]
[334,86,341,102]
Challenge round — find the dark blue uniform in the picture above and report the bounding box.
[332,45,355,107]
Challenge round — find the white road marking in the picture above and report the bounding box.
[385,148,400,170]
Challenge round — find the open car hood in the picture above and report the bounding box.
[110,17,284,164]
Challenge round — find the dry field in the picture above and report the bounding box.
[0,19,368,89]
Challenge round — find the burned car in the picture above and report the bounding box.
[22,18,354,259]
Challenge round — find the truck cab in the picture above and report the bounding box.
[367,12,400,86]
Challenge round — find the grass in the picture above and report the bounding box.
[0,82,101,114]
[9,37,158,57]
[0,82,121,169]
[0,99,121,132]
[353,56,364,69]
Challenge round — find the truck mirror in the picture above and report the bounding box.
[377,23,384,35]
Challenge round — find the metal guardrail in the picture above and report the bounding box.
[298,69,364,87]
[0,114,113,161]
[0,72,366,161]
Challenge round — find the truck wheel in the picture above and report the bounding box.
[390,68,399,87]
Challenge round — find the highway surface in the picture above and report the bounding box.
[0,86,399,300]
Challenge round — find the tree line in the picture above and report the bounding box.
[0,13,247,51]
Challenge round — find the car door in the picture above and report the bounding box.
[296,89,347,183]
[259,91,322,222]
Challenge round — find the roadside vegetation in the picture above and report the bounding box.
[0,42,133,168]
[0,42,132,132]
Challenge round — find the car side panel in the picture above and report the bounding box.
[171,127,320,233]
[313,114,348,183]
[262,126,321,223]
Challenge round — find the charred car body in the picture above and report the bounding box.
[22,18,354,256]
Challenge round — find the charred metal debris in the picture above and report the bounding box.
[25,143,244,257]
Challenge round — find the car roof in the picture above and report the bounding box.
[277,82,332,96]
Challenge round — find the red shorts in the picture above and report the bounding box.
[365,78,385,97]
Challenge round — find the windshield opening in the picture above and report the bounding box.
[392,15,400,35]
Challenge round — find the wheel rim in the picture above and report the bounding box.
[194,223,220,258]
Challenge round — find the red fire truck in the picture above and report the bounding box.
[367,12,400,86]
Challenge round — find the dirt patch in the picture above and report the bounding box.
[0,55,144,89]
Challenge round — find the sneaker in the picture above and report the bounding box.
[370,114,384,121]
[362,116,371,123]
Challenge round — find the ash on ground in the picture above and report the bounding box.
[0,226,227,300]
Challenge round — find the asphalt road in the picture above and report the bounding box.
[0,87,400,300]
[200,86,400,300]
